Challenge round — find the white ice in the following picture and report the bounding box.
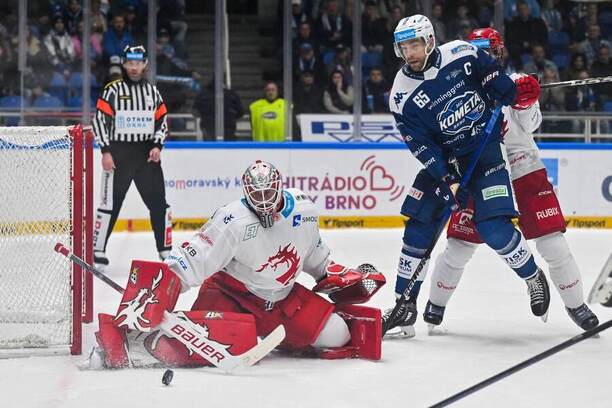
[3,229,611,408]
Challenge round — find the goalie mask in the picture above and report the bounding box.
[242,160,284,228]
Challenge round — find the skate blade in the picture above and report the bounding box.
[540,310,549,323]
[427,324,436,336]
[383,326,415,339]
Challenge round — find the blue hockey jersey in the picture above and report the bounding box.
[389,40,515,181]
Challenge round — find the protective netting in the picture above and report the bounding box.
[0,127,73,349]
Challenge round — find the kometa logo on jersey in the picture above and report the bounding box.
[437,91,485,136]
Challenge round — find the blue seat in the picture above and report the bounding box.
[552,52,570,70]
[521,54,532,66]
[603,101,612,112]
[548,31,570,54]
[0,95,28,126]
[322,50,335,65]
[361,51,382,76]
[599,12,612,37]
[67,95,95,109]
[48,71,68,103]
[33,95,63,109]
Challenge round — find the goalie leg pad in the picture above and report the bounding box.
[318,305,382,360]
[94,313,129,368]
[114,260,182,332]
[143,311,258,367]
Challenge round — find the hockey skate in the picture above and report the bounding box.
[566,303,599,331]
[526,269,550,321]
[93,251,109,271]
[423,301,445,335]
[382,299,417,339]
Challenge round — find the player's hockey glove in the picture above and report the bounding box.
[513,74,540,110]
[313,262,386,304]
[482,69,517,106]
[435,174,468,211]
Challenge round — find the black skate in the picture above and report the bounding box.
[526,269,550,321]
[382,299,417,339]
[423,301,446,335]
[94,251,109,270]
[566,303,599,331]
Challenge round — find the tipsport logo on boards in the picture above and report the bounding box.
[283,155,406,211]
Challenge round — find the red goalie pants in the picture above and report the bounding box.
[448,168,567,242]
[192,272,335,349]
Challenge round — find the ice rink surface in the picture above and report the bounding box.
[2,228,611,408]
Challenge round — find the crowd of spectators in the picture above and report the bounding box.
[0,0,191,115]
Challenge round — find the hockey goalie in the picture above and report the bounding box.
[90,160,386,369]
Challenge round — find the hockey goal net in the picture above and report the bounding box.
[0,126,93,356]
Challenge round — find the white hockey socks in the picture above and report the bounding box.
[535,232,584,309]
[429,238,478,307]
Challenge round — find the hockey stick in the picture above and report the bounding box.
[382,106,502,336]
[540,75,612,89]
[54,243,285,373]
[429,317,612,407]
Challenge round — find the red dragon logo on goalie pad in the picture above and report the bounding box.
[256,243,301,286]
[115,269,164,332]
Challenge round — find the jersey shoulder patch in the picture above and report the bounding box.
[440,40,477,65]
[389,70,422,114]
[103,79,122,90]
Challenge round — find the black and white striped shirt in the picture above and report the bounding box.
[93,78,168,153]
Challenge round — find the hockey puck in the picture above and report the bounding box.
[162,369,174,386]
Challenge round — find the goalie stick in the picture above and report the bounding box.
[382,106,502,336]
[587,252,612,306]
[54,243,285,373]
[429,318,612,407]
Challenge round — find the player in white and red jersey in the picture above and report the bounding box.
[423,28,599,332]
[90,160,385,368]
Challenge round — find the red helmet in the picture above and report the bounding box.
[468,27,504,61]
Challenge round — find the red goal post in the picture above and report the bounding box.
[0,125,93,356]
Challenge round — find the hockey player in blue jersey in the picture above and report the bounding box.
[383,14,550,338]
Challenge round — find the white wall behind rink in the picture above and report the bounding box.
[92,145,612,223]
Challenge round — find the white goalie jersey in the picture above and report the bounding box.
[503,73,545,181]
[165,188,330,302]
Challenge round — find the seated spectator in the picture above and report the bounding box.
[291,0,311,37]
[294,42,326,86]
[156,28,197,77]
[523,44,558,80]
[64,0,83,36]
[382,5,404,83]
[563,53,587,81]
[101,56,123,86]
[158,0,188,57]
[91,0,108,33]
[578,24,612,67]
[362,66,389,113]
[539,67,566,133]
[294,70,324,115]
[540,0,562,33]
[504,0,541,21]
[0,20,13,69]
[446,4,478,41]
[590,45,611,108]
[249,82,286,142]
[72,20,104,63]
[103,14,134,63]
[323,70,353,114]
[361,0,386,54]
[193,77,244,142]
[294,21,320,56]
[44,15,76,78]
[565,70,596,133]
[565,8,588,45]
[327,43,353,85]
[430,2,447,45]
[505,0,548,69]
[314,0,352,52]
[500,47,519,75]
[126,5,146,43]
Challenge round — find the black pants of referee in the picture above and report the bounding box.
[93,142,172,255]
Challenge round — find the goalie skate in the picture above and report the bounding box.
[587,252,612,306]
[382,300,417,339]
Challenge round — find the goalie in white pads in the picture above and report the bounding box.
[90,160,385,368]
[424,28,599,333]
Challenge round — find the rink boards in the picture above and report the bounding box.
[93,142,612,231]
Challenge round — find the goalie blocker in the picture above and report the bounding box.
[94,260,385,368]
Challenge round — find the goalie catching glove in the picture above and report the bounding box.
[312,262,386,304]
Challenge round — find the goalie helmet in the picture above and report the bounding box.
[468,28,504,62]
[393,14,436,67]
[242,160,284,228]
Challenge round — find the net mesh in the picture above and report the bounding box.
[0,127,73,349]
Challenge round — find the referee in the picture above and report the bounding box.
[93,44,172,268]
